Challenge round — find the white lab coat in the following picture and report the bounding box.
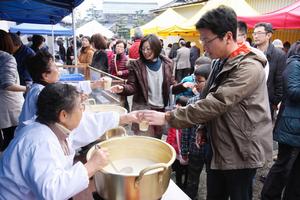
[0,111,119,200]
[18,81,93,129]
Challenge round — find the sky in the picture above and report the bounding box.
[76,0,173,14]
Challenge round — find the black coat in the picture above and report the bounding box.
[91,50,108,72]
[274,55,300,147]
[266,43,286,106]
[190,46,200,69]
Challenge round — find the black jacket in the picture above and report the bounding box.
[91,50,108,72]
[190,46,200,69]
[266,43,286,106]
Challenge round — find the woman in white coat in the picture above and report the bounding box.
[0,83,139,199]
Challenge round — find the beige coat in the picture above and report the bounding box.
[174,46,191,70]
[168,48,273,170]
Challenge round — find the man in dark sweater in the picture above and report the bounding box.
[9,33,35,86]
[253,22,286,120]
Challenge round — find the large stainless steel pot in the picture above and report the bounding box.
[86,136,176,200]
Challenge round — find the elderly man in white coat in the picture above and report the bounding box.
[0,83,140,200]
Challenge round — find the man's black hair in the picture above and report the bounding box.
[196,5,237,40]
[286,40,300,58]
[237,21,248,35]
[254,22,274,34]
[283,41,291,49]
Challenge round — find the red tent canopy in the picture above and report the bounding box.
[238,0,300,29]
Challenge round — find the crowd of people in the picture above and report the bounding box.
[0,4,300,200]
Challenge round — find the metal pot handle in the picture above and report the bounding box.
[105,126,127,140]
[87,98,96,105]
[134,163,168,188]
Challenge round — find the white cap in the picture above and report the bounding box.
[272,39,283,48]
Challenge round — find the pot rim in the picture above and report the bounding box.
[87,136,176,176]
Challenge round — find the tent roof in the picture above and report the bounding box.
[238,0,300,29]
[76,20,114,38]
[139,8,186,35]
[9,23,73,36]
[0,0,84,24]
[158,0,258,35]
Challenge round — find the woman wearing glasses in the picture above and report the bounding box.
[108,40,128,79]
[110,34,174,139]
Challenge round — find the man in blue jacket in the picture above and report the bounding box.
[10,33,35,86]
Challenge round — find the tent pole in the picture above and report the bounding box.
[72,8,78,73]
[52,24,55,58]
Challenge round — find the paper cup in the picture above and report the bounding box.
[139,120,149,132]
[103,76,112,90]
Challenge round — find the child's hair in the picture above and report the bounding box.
[194,63,212,79]
[176,96,188,107]
[195,56,212,68]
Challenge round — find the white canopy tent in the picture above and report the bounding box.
[77,20,114,38]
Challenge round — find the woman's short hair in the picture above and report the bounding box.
[286,41,300,58]
[27,51,54,84]
[82,36,91,43]
[139,34,162,62]
[91,33,107,50]
[80,36,92,53]
[37,83,80,125]
[115,40,127,49]
[0,30,14,54]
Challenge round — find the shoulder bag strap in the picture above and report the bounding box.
[114,55,119,74]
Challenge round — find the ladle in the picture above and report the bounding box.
[94,144,133,174]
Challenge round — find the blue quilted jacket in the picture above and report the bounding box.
[274,55,300,147]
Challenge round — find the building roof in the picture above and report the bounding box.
[152,0,207,13]
[103,0,158,14]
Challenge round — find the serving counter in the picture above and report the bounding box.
[59,65,126,106]
[74,179,191,200]
[162,180,191,200]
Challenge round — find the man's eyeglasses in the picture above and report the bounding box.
[252,32,267,36]
[200,36,219,45]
